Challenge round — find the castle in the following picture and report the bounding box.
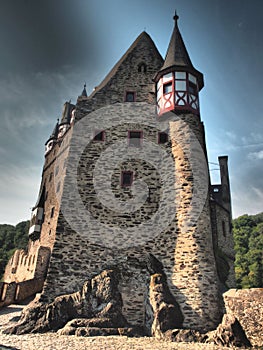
[0,13,235,333]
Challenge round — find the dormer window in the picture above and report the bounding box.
[125,91,135,102]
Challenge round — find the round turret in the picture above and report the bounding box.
[154,12,204,116]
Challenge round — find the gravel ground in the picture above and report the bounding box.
[0,303,240,350]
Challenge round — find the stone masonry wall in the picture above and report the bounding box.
[223,288,263,347]
[40,103,221,331]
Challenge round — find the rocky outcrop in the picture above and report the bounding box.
[223,288,263,347]
[149,273,184,338]
[4,269,128,335]
[205,314,251,348]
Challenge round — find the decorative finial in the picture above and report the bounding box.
[81,82,87,97]
[173,10,179,22]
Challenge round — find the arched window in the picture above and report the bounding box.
[138,62,147,73]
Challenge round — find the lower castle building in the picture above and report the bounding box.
[0,13,235,333]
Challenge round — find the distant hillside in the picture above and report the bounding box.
[233,212,263,288]
[0,214,262,288]
[0,221,29,280]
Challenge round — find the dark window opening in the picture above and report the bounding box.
[49,173,53,182]
[158,132,168,144]
[93,130,105,141]
[163,82,172,94]
[138,63,147,73]
[125,91,135,102]
[189,81,197,95]
[55,166,59,176]
[128,131,142,147]
[50,207,55,218]
[121,171,133,187]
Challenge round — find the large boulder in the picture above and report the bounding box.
[4,269,128,334]
[205,314,251,348]
[149,273,184,337]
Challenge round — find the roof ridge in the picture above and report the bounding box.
[89,32,163,98]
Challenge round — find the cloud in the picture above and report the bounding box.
[248,150,263,160]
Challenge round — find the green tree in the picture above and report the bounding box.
[0,220,29,279]
[233,213,263,288]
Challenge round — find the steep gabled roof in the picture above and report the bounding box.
[89,31,163,98]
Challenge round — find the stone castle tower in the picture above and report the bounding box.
[1,13,235,333]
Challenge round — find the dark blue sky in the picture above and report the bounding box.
[0,0,262,223]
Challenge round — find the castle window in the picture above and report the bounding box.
[49,173,53,182]
[55,166,59,176]
[163,82,172,94]
[138,63,147,73]
[128,131,142,147]
[125,91,136,102]
[189,81,197,95]
[121,171,133,187]
[93,130,105,141]
[50,207,55,218]
[158,132,168,144]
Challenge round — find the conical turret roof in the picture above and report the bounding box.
[155,12,204,90]
[45,119,59,145]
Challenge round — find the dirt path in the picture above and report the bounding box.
[0,303,239,350]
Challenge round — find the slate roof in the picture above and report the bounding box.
[155,13,204,90]
[45,119,59,144]
[89,31,163,98]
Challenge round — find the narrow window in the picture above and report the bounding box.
[138,63,147,73]
[50,207,55,218]
[163,82,172,94]
[158,132,168,144]
[189,81,197,95]
[128,131,142,147]
[121,171,133,187]
[49,173,53,182]
[125,91,135,102]
[55,166,59,176]
[93,130,105,141]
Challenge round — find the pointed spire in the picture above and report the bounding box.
[81,83,87,97]
[45,119,59,145]
[50,119,59,139]
[154,12,204,89]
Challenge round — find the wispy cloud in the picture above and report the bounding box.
[248,150,263,160]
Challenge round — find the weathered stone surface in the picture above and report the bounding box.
[149,273,184,337]
[164,329,206,343]
[4,269,128,335]
[223,288,263,347]
[205,314,251,348]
